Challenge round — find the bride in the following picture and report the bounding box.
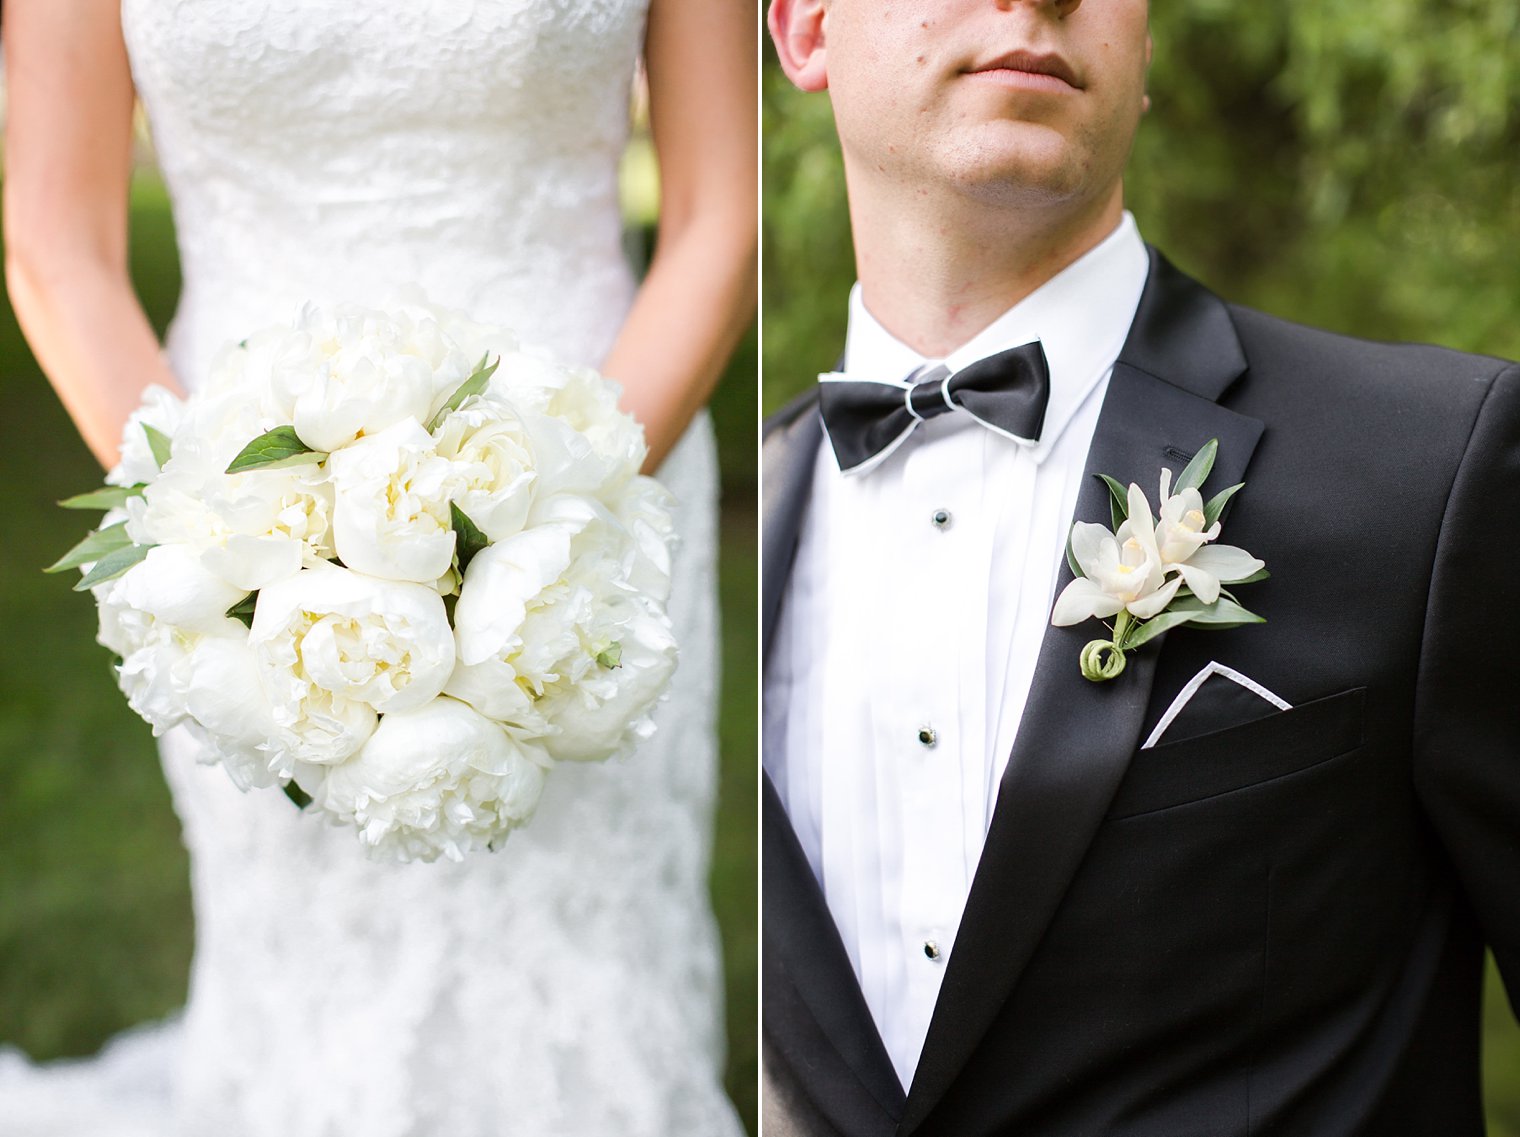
[0,1,756,1134]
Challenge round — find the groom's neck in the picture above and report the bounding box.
[847,181,1126,359]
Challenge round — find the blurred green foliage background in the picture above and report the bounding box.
[763,3,1519,1130]
[0,171,758,1128]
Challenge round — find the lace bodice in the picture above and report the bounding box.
[0,3,739,1135]
[122,0,648,378]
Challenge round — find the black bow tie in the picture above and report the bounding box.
[818,341,1052,474]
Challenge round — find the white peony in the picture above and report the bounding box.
[96,566,255,744]
[117,544,248,633]
[448,497,678,762]
[274,304,474,454]
[430,399,537,541]
[313,697,549,863]
[326,419,459,583]
[107,384,186,487]
[491,350,646,500]
[179,635,287,790]
[127,463,335,592]
[249,563,456,768]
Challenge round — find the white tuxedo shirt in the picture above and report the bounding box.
[762,213,1151,1089]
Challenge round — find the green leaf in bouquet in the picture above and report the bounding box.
[1174,437,1219,495]
[450,503,489,576]
[58,484,146,510]
[1098,474,1130,529]
[596,643,623,670]
[45,521,132,573]
[226,592,259,628]
[226,426,327,473]
[427,354,500,432]
[282,780,313,810]
[73,542,154,592]
[144,422,174,469]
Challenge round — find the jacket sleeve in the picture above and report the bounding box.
[1414,360,1520,1012]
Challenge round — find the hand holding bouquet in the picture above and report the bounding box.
[50,302,679,862]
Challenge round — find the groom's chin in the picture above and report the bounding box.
[931,123,1124,211]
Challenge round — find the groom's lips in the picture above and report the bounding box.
[963,50,1083,92]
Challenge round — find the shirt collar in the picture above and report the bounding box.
[838,211,1151,465]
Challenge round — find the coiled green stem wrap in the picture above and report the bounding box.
[1079,639,1127,682]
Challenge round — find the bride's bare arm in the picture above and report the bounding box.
[602,0,758,475]
[3,0,184,472]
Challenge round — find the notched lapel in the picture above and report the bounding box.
[763,391,823,649]
[764,776,909,1129]
[762,390,907,1129]
[899,252,1265,1134]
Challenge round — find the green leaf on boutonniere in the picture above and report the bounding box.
[450,502,490,577]
[226,592,259,628]
[1203,482,1244,528]
[1224,567,1271,587]
[427,353,500,432]
[1175,438,1219,495]
[1121,608,1198,651]
[1098,474,1130,530]
[226,426,326,473]
[1065,527,1084,579]
[45,521,131,573]
[282,780,313,810]
[73,542,154,591]
[143,423,173,469]
[1166,593,1265,629]
[58,484,146,510]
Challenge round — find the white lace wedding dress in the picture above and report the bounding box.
[0,2,742,1134]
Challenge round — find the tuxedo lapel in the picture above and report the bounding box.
[762,392,823,648]
[762,391,908,1129]
[899,251,1265,1133]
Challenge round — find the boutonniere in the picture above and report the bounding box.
[1052,439,1268,682]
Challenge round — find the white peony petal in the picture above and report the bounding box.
[118,545,247,633]
[316,697,550,863]
[453,525,574,665]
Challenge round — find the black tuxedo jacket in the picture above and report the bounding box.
[761,250,1520,1137]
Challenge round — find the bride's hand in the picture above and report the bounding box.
[599,0,758,476]
[3,0,186,472]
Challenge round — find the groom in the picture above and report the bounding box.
[761,1,1520,1135]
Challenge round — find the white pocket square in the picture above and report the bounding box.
[1141,661,1292,750]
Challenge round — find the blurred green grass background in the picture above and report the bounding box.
[0,173,758,1131]
[763,3,1519,1129]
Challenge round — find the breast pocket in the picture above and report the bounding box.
[1106,686,1367,820]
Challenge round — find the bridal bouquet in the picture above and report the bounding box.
[49,302,679,862]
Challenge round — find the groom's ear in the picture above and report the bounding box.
[769,0,829,93]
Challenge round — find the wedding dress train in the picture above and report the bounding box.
[0,2,742,1133]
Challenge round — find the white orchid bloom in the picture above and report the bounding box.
[1153,467,1219,564]
[1152,467,1263,605]
[1052,482,1182,626]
